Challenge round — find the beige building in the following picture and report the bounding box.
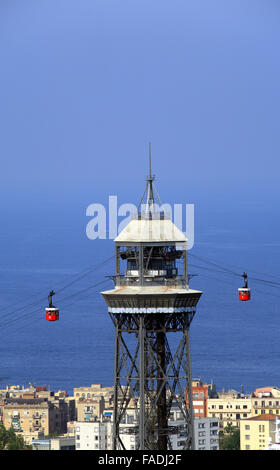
[2,395,74,445]
[251,387,280,417]
[207,393,251,429]
[76,397,105,422]
[3,398,56,445]
[73,384,114,409]
[240,414,276,450]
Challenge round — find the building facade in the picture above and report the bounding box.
[251,387,280,417]
[76,397,105,422]
[240,414,276,450]
[194,418,219,450]
[73,384,114,409]
[207,393,251,429]
[75,421,109,450]
[186,379,218,418]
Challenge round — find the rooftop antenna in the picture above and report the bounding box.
[146,142,155,208]
[138,142,161,216]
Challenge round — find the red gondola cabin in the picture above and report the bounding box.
[46,290,59,321]
[45,307,59,321]
[238,288,251,301]
[238,272,250,301]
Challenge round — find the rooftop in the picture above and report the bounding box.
[114,217,187,245]
[247,414,276,421]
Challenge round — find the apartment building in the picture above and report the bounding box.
[194,417,219,450]
[207,392,251,429]
[240,414,277,450]
[186,379,218,418]
[73,412,137,451]
[265,417,280,450]
[2,398,57,445]
[168,416,219,450]
[251,387,280,417]
[75,421,109,450]
[73,384,114,408]
[76,397,105,422]
[2,394,74,445]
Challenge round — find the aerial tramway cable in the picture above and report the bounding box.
[0,255,114,327]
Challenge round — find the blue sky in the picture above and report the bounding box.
[0,0,279,212]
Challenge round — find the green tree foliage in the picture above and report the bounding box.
[0,424,26,450]
[219,424,240,450]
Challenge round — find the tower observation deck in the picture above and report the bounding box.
[101,147,202,450]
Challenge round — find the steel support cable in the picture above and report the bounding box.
[0,278,111,331]
[0,281,112,337]
[55,255,114,295]
[188,253,240,277]
[192,271,280,300]
[0,255,114,322]
[188,253,280,287]
[0,287,111,337]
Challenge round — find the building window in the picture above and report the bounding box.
[245,425,250,430]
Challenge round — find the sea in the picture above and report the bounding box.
[0,201,280,396]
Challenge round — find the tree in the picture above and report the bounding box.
[0,424,26,450]
[219,424,240,450]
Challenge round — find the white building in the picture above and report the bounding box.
[169,407,219,450]
[75,421,109,450]
[74,406,218,450]
[194,417,219,450]
[74,410,138,451]
[265,417,280,450]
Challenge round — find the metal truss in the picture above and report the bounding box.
[109,311,196,450]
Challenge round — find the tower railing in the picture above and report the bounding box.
[111,275,188,288]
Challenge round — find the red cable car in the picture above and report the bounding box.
[45,307,59,321]
[238,272,251,301]
[46,290,59,321]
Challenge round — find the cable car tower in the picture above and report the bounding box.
[101,146,202,450]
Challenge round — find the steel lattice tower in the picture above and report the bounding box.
[101,149,202,450]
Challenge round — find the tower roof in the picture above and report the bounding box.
[114,216,187,244]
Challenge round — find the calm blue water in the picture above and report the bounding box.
[0,204,280,396]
